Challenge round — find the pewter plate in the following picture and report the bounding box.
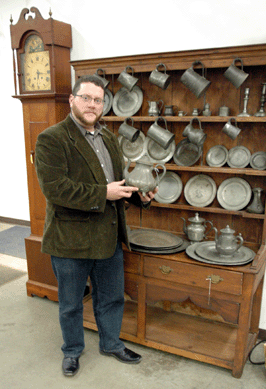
[145,138,175,164]
[184,174,217,207]
[217,177,252,211]
[186,242,255,266]
[250,151,266,170]
[129,229,183,249]
[113,86,143,116]
[102,89,113,116]
[206,145,228,167]
[118,132,145,162]
[154,171,183,204]
[227,146,251,168]
[173,139,202,166]
[131,239,189,254]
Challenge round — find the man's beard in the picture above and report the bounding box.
[72,103,102,128]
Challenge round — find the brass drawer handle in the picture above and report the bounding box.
[206,274,224,306]
[207,274,224,284]
[159,265,173,275]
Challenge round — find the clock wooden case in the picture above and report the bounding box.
[10,7,72,300]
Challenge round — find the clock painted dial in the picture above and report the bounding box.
[20,34,51,92]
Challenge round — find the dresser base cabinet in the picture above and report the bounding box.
[83,247,265,378]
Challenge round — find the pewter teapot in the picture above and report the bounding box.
[213,225,243,256]
[181,213,213,243]
[124,154,166,196]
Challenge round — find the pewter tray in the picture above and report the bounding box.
[131,239,189,254]
[129,229,183,249]
[186,241,255,266]
[196,241,255,263]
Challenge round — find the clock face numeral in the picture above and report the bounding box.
[20,35,51,92]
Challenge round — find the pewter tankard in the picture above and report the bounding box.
[224,58,249,88]
[180,61,211,98]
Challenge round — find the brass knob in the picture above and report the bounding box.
[159,265,173,275]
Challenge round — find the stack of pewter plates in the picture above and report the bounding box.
[128,228,189,254]
[186,241,255,266]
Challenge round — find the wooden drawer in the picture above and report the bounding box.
[124,251,141,274]
[143,256,243,295]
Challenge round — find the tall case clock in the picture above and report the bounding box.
[10,7,72,301]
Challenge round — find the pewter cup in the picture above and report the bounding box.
[224,58,249,88]
[180,61,211,98]
[118,117,140,142]
[117,66,138,91]
[93,68,110,89]
[147,117,175,150]
[149,63,171,90]
[222,118,241,140]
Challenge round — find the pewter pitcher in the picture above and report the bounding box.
[124,154,166,196]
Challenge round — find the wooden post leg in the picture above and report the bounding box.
[250,277,264,334]
[232,274,256,378]
[137,281,146,340]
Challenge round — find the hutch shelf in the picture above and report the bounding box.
[71,43,266,378]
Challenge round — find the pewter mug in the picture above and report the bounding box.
[224,57,249,88]
[124,154,166,196]
[178,111,187,117]
[93,68,110,89]
[180,61,211,98]
[149,63,171,90]
[118,117,140,142]
[164,105,178,116]
[117,66,138,91]
[183,118,207,147]
[213,225,243,257]
[222,117,241,140]
[148,100,164,116]
[147,117,175,150]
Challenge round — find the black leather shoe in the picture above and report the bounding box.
[100,347,142,364]
[62,357,80,376]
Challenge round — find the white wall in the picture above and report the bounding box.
[1,0,266,328]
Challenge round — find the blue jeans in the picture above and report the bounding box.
[51,241,125,358]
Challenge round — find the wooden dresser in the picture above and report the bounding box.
[71,43,266,378]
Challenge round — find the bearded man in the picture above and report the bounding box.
[35,75,157,377]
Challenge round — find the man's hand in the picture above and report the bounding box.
[138,187,158,203]
[107,179,139,201]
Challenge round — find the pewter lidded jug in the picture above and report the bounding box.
[148,100,164,116]
[213,225,243,256]
[181,213,213,243]
[124,154,166,196]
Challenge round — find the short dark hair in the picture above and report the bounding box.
[72,75,105,96]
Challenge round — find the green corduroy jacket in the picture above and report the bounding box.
[35,114,144,259]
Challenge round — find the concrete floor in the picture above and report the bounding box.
[1,222,266,388]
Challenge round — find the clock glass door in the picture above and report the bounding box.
[20,34,51,92]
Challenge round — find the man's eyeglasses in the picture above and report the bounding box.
[75,94,105,105]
